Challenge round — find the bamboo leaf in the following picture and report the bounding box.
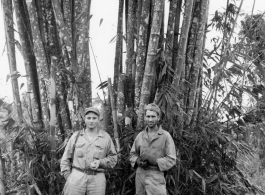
[189,170,193,181]
[109,35,117,43]
[247,74,255,84]
[33,183,43,195]
[202,179,206,193]
[6,74,10,82]
[193,170,202,179]
[88,14,93,21]
[1,41,6,56]
[20,83,24,90]
[96,81,108,89]
[207,174,218,184]
[99,18,103,26]
[72,11,85,25]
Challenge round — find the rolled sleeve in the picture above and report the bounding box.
[60,135,75,179]
[156,133,176,171]
[99,136,117,169]
[129,134,140,168]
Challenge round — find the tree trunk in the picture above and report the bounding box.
[3,0,23,125]
[117,74,126,119]
[51,0,73,60]
[76,0,92,108]
[27,0,50,128]
[47,1,60,193]
[136,0,142,47]
[137,0,164,131]
[108,79,121,152]
[13,0,42,128]
[165,0,177,69]
[49,56,56,195]
[52,0,80,130]
[172,0,183,71]
[126,0,137,108]
[186,0,209,124]
[0,149,4,195]
[171,0,194,89]
[125,0,129,40]
[134,0,151,108]
[113,0,124,107]
[103,102,112,131]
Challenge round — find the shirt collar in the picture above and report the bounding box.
[80,128,104,137]
[144,125,163,135]
[97,129,104,137]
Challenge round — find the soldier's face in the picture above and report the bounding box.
[145,110,160,128]
[85,112,99,129]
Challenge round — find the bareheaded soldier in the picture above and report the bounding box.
[130,103,176,195]
[61,107,117,195]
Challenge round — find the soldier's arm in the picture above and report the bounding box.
[129,133,141,168]
[157,133,176,171]
[99,136,117,169]
[60,134,75,179]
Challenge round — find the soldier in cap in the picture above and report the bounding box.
[60,107,117,195]
[130,103,176,195]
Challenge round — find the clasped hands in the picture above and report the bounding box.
[136,153,157,168]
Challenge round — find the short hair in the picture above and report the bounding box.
[144,103,160,116]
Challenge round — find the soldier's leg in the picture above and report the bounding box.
[145,170,167,195]
[87,173,106,195]
[63,170,87,195]
[135,168,146,195]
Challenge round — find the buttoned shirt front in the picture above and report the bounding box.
[60,129,117,178]
[130,126,176,171]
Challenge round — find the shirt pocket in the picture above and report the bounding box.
[140,146,149,156]
[75,143,85,158]
[149,145,163,159]
[93,143,105,160]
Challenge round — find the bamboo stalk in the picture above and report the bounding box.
[113,0,124,106]
[47,2,59,193]
[49,56,56,195]
[136,0,164,131]
[126,0,137,108]
[117,74,126,119]
[172,0,182,71]
[108,78,121,152]
[165,0,178,69]
[78,0,92,107]
[27,0,50,128]
[171,0,194,89]
[134,0,151,108]
[0,148,5,195]
[185,0,209,124]
[3,0,23,125]
[13,0,42,128]
[51,0,73,61]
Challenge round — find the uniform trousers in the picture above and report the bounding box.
[63,169,106,195]
[135,167,167,195]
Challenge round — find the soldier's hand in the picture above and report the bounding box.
[136,157,148,168]
[90,160,100,170]
[140,160,148,168]
[141,153,157,166]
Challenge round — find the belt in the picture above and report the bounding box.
[144,166,160,171]
[72,166,104,175]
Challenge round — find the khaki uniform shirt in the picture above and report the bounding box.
[130,126,176,171]
[60,129,117,178]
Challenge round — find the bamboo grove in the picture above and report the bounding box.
[1,0,265,194]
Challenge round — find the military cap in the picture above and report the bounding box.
[84,107,100,117]
[144,103,160,116]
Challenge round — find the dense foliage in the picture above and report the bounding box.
[2,0,265,195]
